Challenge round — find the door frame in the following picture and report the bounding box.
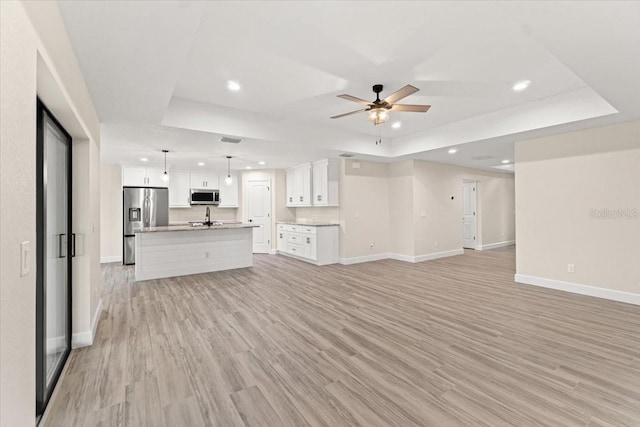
[35,98,73,417]
[244,178,272,253]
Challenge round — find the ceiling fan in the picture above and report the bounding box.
[331,84,431,125]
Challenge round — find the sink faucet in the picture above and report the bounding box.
[205,206,211,225]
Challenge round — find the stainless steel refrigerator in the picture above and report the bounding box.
[123,186,169,265]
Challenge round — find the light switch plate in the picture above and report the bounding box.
[20,241,30,277]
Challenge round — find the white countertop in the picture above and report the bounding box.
[134,223,257,233]
[277,221,339,227]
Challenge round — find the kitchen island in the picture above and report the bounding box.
[134,223,257,281]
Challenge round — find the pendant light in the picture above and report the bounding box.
[225,156,233,186]
[161,149,170,182]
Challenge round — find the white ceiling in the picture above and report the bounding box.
[58,1,640,173]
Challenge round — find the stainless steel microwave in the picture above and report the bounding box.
[190,189,220,205]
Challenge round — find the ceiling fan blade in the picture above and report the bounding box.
[337,94,372,105]
[391,104,431,113]
[384,84,419,104]
[330,109,367,119]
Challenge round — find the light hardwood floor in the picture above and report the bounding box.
[43,247,640,426]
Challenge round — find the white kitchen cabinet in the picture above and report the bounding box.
[218,173,239,208]
[146,168,167,187]
[169,171,191,208]
[286,169,295,205]
[276,223,338,265]
[277,224,287,252]
[122,167,168,188]
[285,163,312,207]
[312,159,339,206]
[190,171,219,189]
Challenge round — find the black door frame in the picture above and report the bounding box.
[35,98,73,417]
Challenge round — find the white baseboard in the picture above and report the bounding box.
[388,253,414,263]
[339,253,389,265]
[91,298,103,339]
[71,331,92,349]
[514,274,640,306]
[71,298,103,349]
[101,255,122,264]
[341,249,464,265]
[389,249,464,263]
[269,249,277,255]
[414,249,464,262]
[477,240,515,251]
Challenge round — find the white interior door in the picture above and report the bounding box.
[247,179,271,253]
[462,181,477,249]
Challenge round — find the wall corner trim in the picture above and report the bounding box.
[91,298,103,339]
[476,240,515,251]
[71,331,92,349]
[514,274,640,306]
[340,249,464,265]
[71,298,103,349]
[339,253,389,265]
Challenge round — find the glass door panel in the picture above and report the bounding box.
[36,100,72,417]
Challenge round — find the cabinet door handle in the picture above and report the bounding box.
[306,237,310,244]
[317,195,322,201]
[299,196,303,202]
[289,197,292,202]
[71,233,76,257]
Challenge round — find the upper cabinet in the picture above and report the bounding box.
[218,173,239,208]
[122,167,168,188]
[286,163,312,207]
[312,159,339,206]
[286,159,339,207]
[190,172,219,190]
[168,171,191,208]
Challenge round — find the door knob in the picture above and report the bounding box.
[249,219,253,222]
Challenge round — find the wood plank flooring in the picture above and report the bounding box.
[42,247,640,426]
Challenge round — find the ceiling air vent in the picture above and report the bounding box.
[339,153,355,158]
[220,136,242,144]
[471,155,496,161]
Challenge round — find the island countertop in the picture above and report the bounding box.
[276,221,339,227]
[134,223,258,233]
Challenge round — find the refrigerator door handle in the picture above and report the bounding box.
[143,189,150,227]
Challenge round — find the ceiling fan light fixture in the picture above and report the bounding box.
[368,108,389,125]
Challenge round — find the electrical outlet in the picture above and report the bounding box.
[567,264,575,273]
[369,243,374,250]
[434,241,438,248]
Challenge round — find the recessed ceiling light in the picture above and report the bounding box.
[140,157,148,162]
[245,166,252,170]
[448,148,457,154]
[391,121,402,129]
[512,80,531,92]
[227,80,241,91]
[197,162,205,166]
[502,160,510,164]
[258,161,266,165]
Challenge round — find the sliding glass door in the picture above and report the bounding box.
[36,100,72,417]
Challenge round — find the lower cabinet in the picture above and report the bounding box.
[276,223,338,265]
